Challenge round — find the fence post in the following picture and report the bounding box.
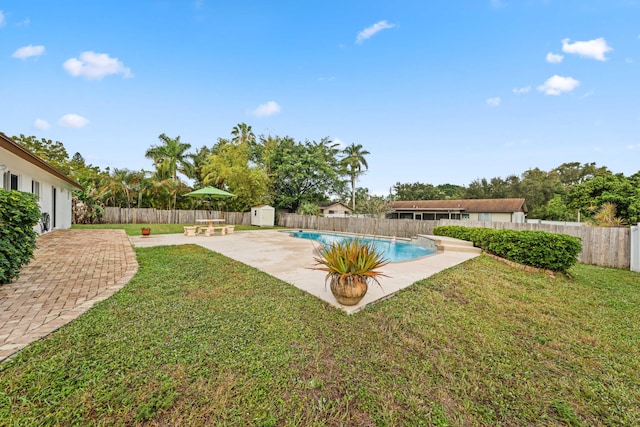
[631,223,639,273]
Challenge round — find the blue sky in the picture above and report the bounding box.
[2,0,639,195]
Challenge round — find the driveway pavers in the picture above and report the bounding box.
[0,229,138,363]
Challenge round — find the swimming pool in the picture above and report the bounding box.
[289,231,435,262]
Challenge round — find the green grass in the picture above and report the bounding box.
[71,223,285,236]
[1,248,639,426]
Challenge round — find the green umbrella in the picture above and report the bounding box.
[185,186,235,198]
[185,186,235,211]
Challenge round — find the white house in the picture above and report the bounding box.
[1,133,82,232]
[387,198,528,223]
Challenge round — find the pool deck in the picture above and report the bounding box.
[131,230,480,314]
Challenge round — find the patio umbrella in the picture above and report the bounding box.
[185,186,235,211]
[185,186,235,198]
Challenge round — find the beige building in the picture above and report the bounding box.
[387,198,528,223]
[319,202,353,217]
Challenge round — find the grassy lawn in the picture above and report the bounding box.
[71,223,284,236]
[1,247,638,426]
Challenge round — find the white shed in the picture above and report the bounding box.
[251,205,275,227]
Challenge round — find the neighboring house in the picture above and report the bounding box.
[319,202,353,217]
[387,198,528,223]
[1,132,83,233]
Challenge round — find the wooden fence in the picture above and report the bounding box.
[103,207,252,225]
[278,214,633,269]
[101,209,635,269]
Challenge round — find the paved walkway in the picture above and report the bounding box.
[0,230,138,363]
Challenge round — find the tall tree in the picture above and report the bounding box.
[266,137,345,211]
[144,134,194,182]
[12,134,70,174]
[341,143,370,211]
[201,134,270,211]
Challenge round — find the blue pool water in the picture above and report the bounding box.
[289,231,434,263]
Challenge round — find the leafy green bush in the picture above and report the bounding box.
[0,189,41,284]
[434,225,582,272]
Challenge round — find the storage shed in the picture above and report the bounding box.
[251,205,275,227]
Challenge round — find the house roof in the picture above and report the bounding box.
[389,198,528,213]
[319,202,353,211]
[0,132,83,190]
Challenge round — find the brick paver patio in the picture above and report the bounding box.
[0,229,138,363]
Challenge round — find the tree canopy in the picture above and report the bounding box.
[11,130,639,225]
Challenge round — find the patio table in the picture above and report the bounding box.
[195,219,226,235]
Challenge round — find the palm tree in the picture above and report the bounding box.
[341,143,370,211]
[144,134,194,182]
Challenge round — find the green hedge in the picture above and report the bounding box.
[433,225,582,273]
[0,189,41,284]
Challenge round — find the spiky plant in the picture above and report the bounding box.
[312,239,389,288]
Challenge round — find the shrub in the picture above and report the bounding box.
[434,225,582,273]
[0,189,41,284]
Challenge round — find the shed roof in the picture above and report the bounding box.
[0,132,83,191]
[390,198,528,213]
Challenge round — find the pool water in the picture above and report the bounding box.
[289,231,434,262]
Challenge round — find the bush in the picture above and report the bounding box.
[0,190,41,284]
[434,225,582,273]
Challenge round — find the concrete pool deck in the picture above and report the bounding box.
[130,230,481,314]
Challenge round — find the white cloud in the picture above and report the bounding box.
[625,58,633,64]
[355,20,395,44]
[486,97,501,107]
[17,17,30,27]
[63,51,132,80]
[537,75,580,96]
[546,52,564,63]
[252,101,281,117]
[12,45,45,60]
[332,138,345,148]
[561,37,612,61]
[513,85,531,95]
[0,10,5,27]
[33,118,50,130]
[627,144,640,150]
[59,114,89,128]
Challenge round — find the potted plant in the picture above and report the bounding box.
[312,239,389,306]
[141,227,151,236]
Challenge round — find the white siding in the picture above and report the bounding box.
[1,147,76,232]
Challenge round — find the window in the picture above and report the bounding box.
[450,213,461,220]
[478,213,493,222]
[328,210,335,214]
[32,180,41,198]
[423,213,436,220]
[462,213,470,219]
[3,172,18,190]
[399,213,413,219]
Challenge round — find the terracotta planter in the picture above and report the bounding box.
[141,227,151,236]
[329,275,368,306]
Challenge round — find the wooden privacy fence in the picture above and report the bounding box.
[278,214,633,270]
[103,207,252,225]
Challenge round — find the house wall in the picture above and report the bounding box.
[466,212,514,222]
[321,204,352,217]
[1,147,75,232]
